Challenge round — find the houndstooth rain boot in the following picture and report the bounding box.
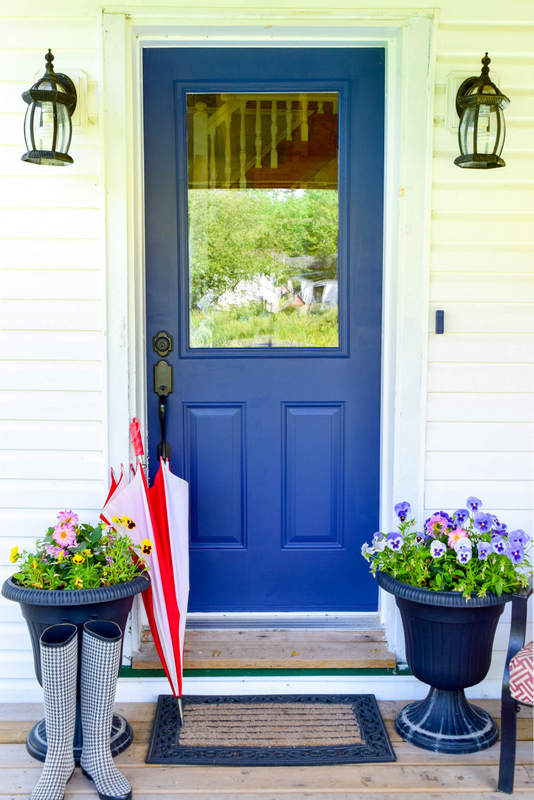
[30,624,77,800]
[79,620,132,800]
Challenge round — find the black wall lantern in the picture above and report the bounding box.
[454,53,509,170]
[22,50,77,166]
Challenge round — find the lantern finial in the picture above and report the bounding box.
[481,53,491,76]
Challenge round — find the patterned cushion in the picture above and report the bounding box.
[509,641,534,705]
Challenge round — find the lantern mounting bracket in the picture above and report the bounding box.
[56,73,77,116]
[455,76,479,118]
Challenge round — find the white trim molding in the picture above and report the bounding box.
[100,8,437,664]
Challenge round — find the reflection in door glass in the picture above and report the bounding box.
[187,93,339,348]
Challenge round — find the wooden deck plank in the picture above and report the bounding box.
[1,740,533,768]
[1,795,533,800]
[2,699,531,723]
[2,764,533,794]
[133,639,396,670]
[9,718,533,748]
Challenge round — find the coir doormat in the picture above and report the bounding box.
[146,694,396,765]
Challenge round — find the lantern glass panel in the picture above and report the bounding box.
[54,103,71,153]
[23,103,35,151]
[459,104,505,158]
[36,101,56,150]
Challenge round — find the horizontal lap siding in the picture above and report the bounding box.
[427,17,534,678]
[0,18,105,676]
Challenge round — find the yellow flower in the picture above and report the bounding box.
[141,539,153,555]
[121,516,136,530]
[74,577,83,589]
[111,516,121,525]
[82,549,92,557]
[72,554,85,564]
[57,551,65,563]
[31,559,38,570]
[10,546,18,564]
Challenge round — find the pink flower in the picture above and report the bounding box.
[448,528,468,549]
[52,523,77,548]
[57,510,79,527]
[426,514,450,538]
[45,544,64,558]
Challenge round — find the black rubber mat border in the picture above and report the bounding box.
[146,693,396,765]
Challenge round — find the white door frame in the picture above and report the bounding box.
[99,8,437,658]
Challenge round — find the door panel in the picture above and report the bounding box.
[144,48,384,611]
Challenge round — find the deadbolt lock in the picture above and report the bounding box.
[153,330,173,357]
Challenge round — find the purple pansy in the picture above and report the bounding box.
[467,496,482,512]
[454,509,470,526]
[473,512,495,533]
[506,544,525,565]
[105,555,114,566]
[430,540,447,559]
[456,546,472,565]
[508,529,529,547]
[491,536,507,555]
[386,532,403,551]
[413,532,425,546]
[477,542,492,561]
[453,537,472,553]
[492,517,507,534]
[372,532,386,551]
[375,538,386,552]
[394,502,411,522]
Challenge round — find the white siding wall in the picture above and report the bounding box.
[428,19,534,682]
[0,1,532,699]
[0,17,105,684]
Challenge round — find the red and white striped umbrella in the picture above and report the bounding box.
[102,420,189,717]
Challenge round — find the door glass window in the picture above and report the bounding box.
[186,92,339,348]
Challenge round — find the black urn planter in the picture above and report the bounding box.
[2,573,150,764]
[377,572,511,754]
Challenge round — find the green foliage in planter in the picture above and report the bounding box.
[9,511,150,591]
[362,499,532,598]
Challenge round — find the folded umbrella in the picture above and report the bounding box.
[102,420,189,721]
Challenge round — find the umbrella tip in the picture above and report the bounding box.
[177,697,184,727]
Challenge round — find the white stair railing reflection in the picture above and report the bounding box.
[191,95,336,188]
[270,100,278,169]
[193,101,209,188]
[224,106,232,188]
[286,100,293,141]
[255,100,262,168]
[240,99,247,188]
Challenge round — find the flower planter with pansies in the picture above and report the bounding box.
[362,498,532,754]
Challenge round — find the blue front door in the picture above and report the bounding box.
[144,48,384,611]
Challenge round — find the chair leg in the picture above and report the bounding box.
[498,689,518,793]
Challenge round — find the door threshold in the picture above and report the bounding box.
[185,612,381,630]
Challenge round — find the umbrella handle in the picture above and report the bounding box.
[157,395,171,461]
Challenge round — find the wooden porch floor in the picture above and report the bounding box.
[0,701,532,798]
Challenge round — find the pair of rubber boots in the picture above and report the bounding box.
[30,620,132,800]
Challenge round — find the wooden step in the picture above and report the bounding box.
[132,628,395,670]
